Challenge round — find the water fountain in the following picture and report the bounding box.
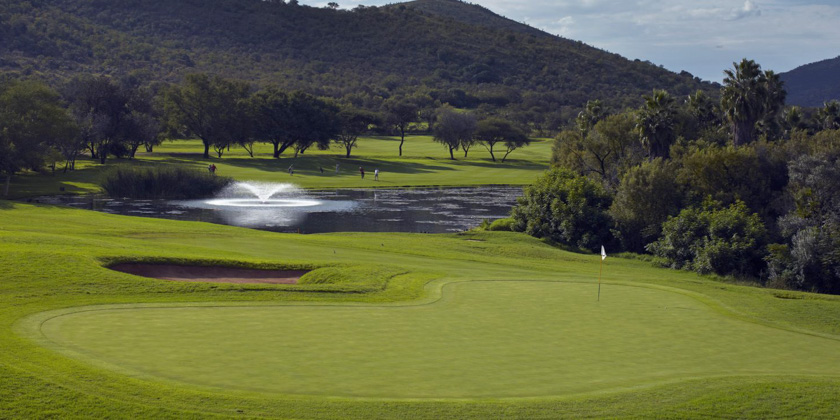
[205,182,322,208]
[173,182,355,229]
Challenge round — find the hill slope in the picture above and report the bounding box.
[397,0,548,37]
[0,0,713,122]
[781,56,840,107]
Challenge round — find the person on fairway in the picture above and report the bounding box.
[374,168,379,181]
[360,167,365,179]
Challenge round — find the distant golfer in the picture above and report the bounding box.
[288,165,294,176]
[319,166,324,174]
[374,168,379,181]
[335,163,340,174]
[360,167,365,179]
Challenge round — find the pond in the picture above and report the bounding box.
[38,185,523,234]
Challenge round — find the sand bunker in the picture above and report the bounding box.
[110,264,305,284]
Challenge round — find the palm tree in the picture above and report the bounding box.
[720,59,786,146]
[575,99,605,137]
[815,100,840,131]
[636,89,676,159]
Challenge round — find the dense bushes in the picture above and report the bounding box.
[765,149,840,294]
[100,166,232,199]
[647,201,768,277]
[511,168,613,251]
[609,159,683,252]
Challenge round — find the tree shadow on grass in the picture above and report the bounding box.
[218,156,455,175]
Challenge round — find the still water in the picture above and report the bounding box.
[39,186,523,234]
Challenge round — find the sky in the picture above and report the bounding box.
[304,0,840,82]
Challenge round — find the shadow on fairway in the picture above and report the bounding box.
[219,156,455,176]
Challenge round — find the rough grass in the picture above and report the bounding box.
[2,202,840,418]
[100,166,233,199]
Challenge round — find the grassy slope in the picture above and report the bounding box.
[2,202,840,418]
[7,135,552,199]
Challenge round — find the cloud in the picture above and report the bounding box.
[728,0,762,20]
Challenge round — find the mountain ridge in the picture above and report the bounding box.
[780,56,840,107]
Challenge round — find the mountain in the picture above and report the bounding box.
[0,0,713,127]
[397,0,548,38]
[780,56,840,107]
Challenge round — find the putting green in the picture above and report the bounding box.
[37,281,840,399]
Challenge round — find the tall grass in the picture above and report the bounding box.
[100,166,233,199]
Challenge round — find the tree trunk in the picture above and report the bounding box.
[273,141,281,158]
[346,146,352,158]
[3,174,10,196]
[203,140,211,159]
[502,149,513,162]
[733,120,753,147]
[98,143,108,164]
[489,145,496,162]
[449,147,455,160]
[463,147,469,158]
[399,129,405,156]
[276,141,293,158]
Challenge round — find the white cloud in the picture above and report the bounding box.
[728,0,762,20]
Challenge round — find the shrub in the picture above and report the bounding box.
[647,200,767,277]
[100,166,233,199]
[511,168,613,251]
[487,217,515,231]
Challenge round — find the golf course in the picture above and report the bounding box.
[3,189,840,417]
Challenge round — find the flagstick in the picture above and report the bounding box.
[598,255,603,302]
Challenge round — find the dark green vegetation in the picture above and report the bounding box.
[100,166,232,199]
[780,55,840,107]
[0,0,712,127]
[510,59,840,295]
[2,203,840,418]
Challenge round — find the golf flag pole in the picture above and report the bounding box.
[598,245,606,302]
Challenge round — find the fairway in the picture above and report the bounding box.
[36,281,840,398]
[8,136,553,198]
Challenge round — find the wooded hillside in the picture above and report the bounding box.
[0,0,713,126]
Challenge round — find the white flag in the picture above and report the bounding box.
[601,245,607,261]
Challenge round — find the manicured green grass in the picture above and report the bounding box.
[7,135,552,198]
[3,202,840,418]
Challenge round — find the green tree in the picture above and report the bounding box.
[433,106,476,160]
[474,118,528,162]
[636,89,677,159]
[335,108,379,158]
[287,92,341,157]
[0,79,75,195]
[511,168,613,251]
[610,159,684,252]
[676,142,788,224]
[65,75,133,164]
[164,74,251,159]
[249,87,292,158]
[384,98,418,156]
[554,112,642,188]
